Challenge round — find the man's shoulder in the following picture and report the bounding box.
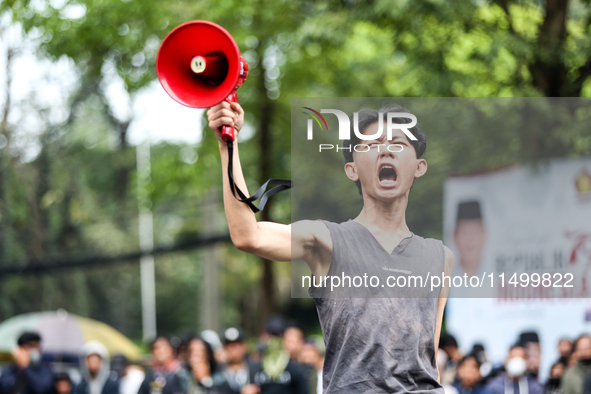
[484,375,505,394]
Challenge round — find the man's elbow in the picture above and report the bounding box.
[232,234,259,254]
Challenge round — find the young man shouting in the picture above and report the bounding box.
[207,102,454,393]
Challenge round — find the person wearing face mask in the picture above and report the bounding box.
[486,345,543,394]
[74,341,119,394]
[561,334,591,394]
[0,332,54,394]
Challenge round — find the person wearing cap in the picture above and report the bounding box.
[74,341,119,394]
[0,332,54,394]
[220,328,253,394]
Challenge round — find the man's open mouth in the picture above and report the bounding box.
[378,165,397,185]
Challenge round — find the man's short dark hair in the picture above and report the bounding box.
[459,354,481,368]
[18,332,41,347]
[509,344,527,354]
[439,333,458,350]
[149,335,171,351]
[342,105,427,195]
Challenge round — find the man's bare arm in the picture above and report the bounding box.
[208,102,332,271]
[434,245,454,383]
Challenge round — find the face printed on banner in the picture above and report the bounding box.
[344,124,427,202]
[454,201,486,277]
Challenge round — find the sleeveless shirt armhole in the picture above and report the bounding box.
[308,219,338,298]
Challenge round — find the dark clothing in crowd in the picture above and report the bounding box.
[221,360,256,394]
[583,373,591,394]
[0,364,54,394]
[487,374,544,394]
[73,376,118,394]
[251,360,309,394]
[453,382,492,394]
[545,378,561,394]
[138,369,187,394]
[185,369,232,394]
[299,364,318,394]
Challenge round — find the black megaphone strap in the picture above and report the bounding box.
[226,141,293,213]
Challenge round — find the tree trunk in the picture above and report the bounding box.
[257,41,277,328]
[529,0,569,96]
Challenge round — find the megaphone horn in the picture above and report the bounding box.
[156,21,249,142]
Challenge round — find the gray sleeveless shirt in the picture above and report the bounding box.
[308,220,445,394]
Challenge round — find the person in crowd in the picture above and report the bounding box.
[453,354,490,394]
[558,338,573,364]
[219,328,253,394]
[487,345,543,394]
[282,325,305,362]
[52,374,73,394]
[74,341,118,394]
[0,332,54,394]
[298,340,324,394]
[175,335,196,365]
[138,336,186,394]
[185,336,230,394]
[440,333,463,386]
[110,355,144,394]
[519,332,542,379]
[471,344,493,383]
[545,362,565,394]
[561,334,591,394]
[241,318,308,394]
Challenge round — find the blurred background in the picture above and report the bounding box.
[0,0,591,393]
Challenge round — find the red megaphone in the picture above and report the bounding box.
[156,21,248,142]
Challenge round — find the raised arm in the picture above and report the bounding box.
[207,102,332,272]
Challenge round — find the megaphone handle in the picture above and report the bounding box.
[221,92,239,142]
[221,125,235,142]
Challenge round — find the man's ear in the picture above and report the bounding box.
[344,161,359,182]
[415,158,427,178]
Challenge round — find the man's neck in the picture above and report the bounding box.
[355,193,410,235]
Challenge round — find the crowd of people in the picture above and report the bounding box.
[0,317,322,394]
[0,322,589,394]
[437,332,590,394]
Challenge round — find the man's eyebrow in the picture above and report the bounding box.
[389,136,408,143]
